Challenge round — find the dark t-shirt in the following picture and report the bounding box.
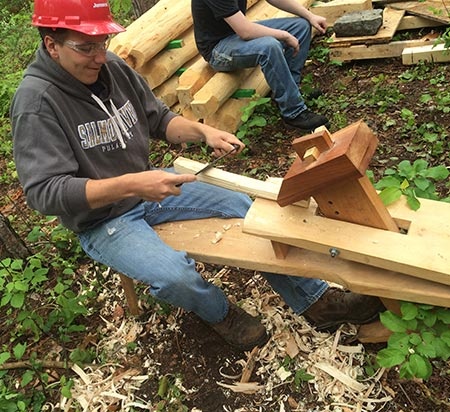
[192,0,247,61]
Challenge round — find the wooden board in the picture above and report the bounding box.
[154,217,450,307]
[402,42,450,64]
[243,197,450,286]
[329,38,436,61]
[310,0,373,25]
[329,7,406,47]
[390,0,450,24]
[174,157,310,207]
[397,14,447,30]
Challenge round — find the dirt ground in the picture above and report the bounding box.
[1,32,450,412]
[129,52,450,411]
[109,53,449,411]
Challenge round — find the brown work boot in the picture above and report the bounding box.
[302,288,386,332]
[208,302,269,351]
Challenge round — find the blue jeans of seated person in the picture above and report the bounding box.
[208,17,312,120]
[78,172,327,324]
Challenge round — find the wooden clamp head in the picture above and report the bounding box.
[277,120,379,206]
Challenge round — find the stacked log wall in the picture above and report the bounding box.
[109,0,371,133]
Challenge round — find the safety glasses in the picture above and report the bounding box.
[62,37,110,57]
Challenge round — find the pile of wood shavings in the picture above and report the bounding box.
[55,267,393,411]
[215,275,393,412]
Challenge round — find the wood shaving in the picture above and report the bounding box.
[211,231,223,243]
[58,269,393,411]
[216,381,264,394]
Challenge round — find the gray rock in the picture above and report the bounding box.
[334,9,384,37]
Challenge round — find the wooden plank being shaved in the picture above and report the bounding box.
[173,157,309,207]
[329,7,406,47]
[390,0,450,24]
[330,38,436,62]
[402,42,450,64]
[243,197,450,286]
[154,217,450,307]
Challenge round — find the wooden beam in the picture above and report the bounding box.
[397,14,446,30]
[119,274,141,316]
[243,197,450,286]
[153,217,450,308]
[402,42,450,65]
[389,0,450,24]
[329,38,437,62]
[176,58,215,107]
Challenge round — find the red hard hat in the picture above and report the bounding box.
[32,0,126,35]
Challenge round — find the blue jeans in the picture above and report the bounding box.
[208,17,312,119]
[78,173,327,323]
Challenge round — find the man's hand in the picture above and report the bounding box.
[202,127,244,158]
[310,14,327,34]
[131,170,197,201]
[85,170,196,209]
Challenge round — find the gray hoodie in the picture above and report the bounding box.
[11,43,177,233]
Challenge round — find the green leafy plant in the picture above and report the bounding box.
[308,41,330,63]
[293,368,315,388]
[155,374,189,412]
[369,159,450,210]
[377,302,450,380]
[356,74,405,113]
[237,96,274,145]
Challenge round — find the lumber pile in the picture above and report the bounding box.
[327,0,449,63]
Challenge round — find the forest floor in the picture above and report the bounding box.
[1,30,450,412]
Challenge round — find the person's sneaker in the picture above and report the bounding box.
[282,109,330,132]
[302,288,386,332]
[207,302,269,351]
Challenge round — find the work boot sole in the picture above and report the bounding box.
[306,310,382,333]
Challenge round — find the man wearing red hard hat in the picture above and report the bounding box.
[11,0,384,350]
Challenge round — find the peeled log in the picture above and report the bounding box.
[190,69,253,119]
[171,102,199,122]
[153,75,179,107]
[177,58,215,106]
[109,0,188,54]
[110,0,193,69]
[140,27,198,88]
[205,67,270,132]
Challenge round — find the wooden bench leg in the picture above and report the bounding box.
[119,273,142,316]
